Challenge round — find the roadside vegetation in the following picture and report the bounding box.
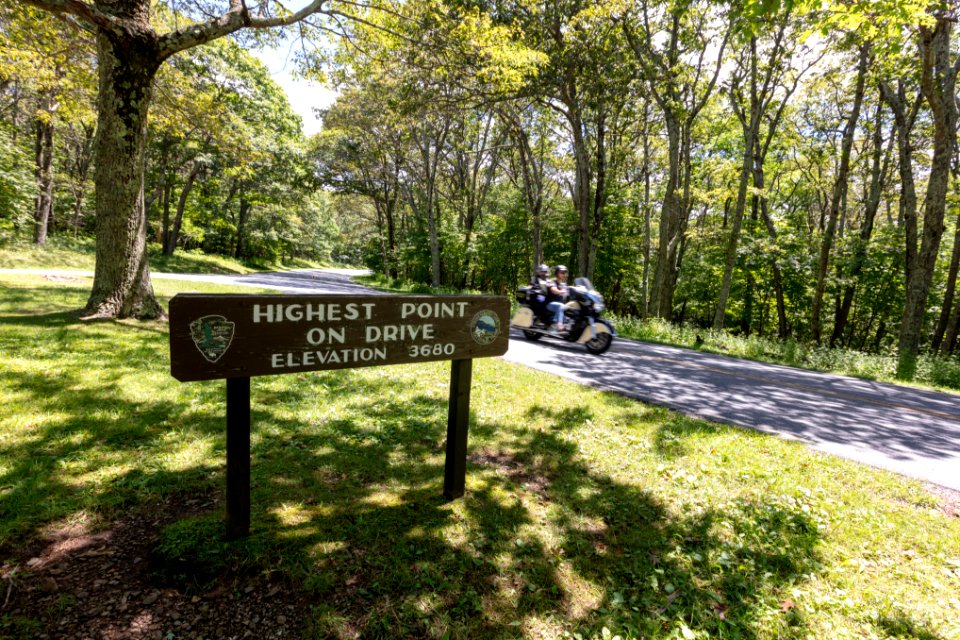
[359,273,960,394]
[3,274,941,638]
[611,315,960,393]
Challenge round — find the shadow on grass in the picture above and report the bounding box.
[1,307,824,639]
[192,391,820,638]
[877,614,947,640]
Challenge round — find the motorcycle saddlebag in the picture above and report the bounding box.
[516,286,531,303]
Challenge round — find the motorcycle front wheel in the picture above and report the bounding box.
[522,329,543,341]
[584,331,613,355]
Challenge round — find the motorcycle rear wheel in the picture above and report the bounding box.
[584,331,613,355]
[522,329,543,341]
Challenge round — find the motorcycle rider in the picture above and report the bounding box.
[546,265,569,333]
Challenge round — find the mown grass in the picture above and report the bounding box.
[0,237,329,274]
[1,274,959,639]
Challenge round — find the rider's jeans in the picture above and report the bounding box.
[547,301,565,326]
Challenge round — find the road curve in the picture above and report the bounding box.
[1,268,380,295]
[6,268,959,490]
[501,330,960,492]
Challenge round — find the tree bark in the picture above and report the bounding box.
[934,206,960,352]
[897,17,959,378]
[713,60,758,329]
[640,102,651,318]
[811,46,868,343]
[33,109,55,245]
[84,18,164,319]
[163,160,202,256]
[235,195,250,260]
[831,99,891,347]
[650,113,683,319]
[66,122,95,237]
[755,150,789,339]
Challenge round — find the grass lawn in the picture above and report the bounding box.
[0,237,330,275]
[1,274,959,639]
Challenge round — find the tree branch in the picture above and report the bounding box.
[159,0,329,59]
[19,0,124,33]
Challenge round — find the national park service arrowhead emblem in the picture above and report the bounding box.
[189,315,235,363]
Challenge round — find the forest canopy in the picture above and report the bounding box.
[1,0,958,378]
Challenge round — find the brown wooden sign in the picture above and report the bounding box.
[169,294,510,382]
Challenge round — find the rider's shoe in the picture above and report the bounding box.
[549,323,565,333]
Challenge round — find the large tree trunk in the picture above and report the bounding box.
[898,18,959,378]
[941,171,960,354]
[811,46,868,342]
[33,110,55,245]
[587,109,608,281]
[714,35,762,330]
[84,23,164,319]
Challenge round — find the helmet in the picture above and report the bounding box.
[554,265,568,275]
[536,263,549,275]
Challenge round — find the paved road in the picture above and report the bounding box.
[7,268,960,490]
[2,267,379,295]
[501,330,960,492]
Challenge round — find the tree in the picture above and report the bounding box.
[620,0,731,319]
[0,126,33,236]
[20,0,339,319]
[829,96,893,347]
[712,4,813,330]
[810,44,868,343]
[896,8,960,378]
[312,87,407,277]
[0,3,95,244]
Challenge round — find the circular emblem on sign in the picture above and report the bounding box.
[471,309,501,345]
[189,315,235,363]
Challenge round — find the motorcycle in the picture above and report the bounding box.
[511,277,615,355]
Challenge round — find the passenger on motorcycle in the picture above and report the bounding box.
[546,265,569,332]
[529,263,551,320]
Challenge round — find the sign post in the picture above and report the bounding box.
[443,359,472,500]
[169,294,509,539]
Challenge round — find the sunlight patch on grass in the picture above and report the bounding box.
[2,273,959,639]
[273,502,312,527]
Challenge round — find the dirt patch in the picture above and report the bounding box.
[0,496,311,640]
[469,448,552,499]
[927,483,960,518]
